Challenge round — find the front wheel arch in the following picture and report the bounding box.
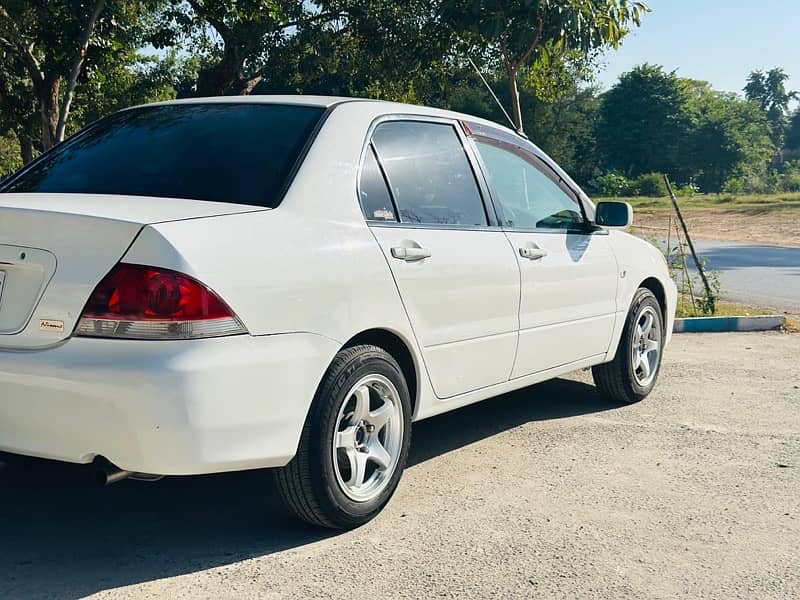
[639,276,668,329]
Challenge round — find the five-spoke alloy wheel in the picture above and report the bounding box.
[275,345,412,529]
[333,375,404,502]
[593,287,665,404]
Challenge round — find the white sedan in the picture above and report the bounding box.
[0,96,676,528]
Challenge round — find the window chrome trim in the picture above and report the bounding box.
[366,220,505,233]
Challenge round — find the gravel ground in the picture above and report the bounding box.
[1,332,798,599]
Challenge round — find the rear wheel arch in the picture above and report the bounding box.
[342,329,419,417]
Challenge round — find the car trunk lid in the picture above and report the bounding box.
[0,193,264,349]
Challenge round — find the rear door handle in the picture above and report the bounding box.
[519,247,548,260]
[391,246,431,262]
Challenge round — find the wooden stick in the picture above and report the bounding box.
[673,217,698,316]
[664,175,715,313]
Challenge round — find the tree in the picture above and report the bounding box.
[0,1,158,151]
[0,131,22,177]
[155,1,347,96]
[438,0,648,132]
[744,68,798,151]
[597,64,693,179]
[783,108,800,153]
[241,0,452,104]
[687,86,775,192]
[0,46,39,162]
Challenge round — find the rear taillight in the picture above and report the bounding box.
[76,263,247,340]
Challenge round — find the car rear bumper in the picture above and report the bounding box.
[0,333,339,475]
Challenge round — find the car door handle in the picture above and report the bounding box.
[519,247,548,260]
[391,246,432,262]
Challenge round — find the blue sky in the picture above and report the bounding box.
[597,0,800,95]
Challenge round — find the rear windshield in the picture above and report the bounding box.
[1,103,325,207]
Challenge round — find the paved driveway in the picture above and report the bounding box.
[1,333,798,599]
[684,240,799,312]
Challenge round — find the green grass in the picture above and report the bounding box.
[602,192,800,211]
[675,300,780,319]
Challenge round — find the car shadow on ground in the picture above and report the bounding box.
[0,377,616,599]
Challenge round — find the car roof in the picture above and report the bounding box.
[139,94,521,139]
[136,94,592,202]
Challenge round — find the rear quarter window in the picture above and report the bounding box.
[1,103,326,207]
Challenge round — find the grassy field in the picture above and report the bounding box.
[603,192,800,210]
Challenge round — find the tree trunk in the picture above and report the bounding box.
[507,65,523,133]
[195,44,243,96]
[38,75,61,151]
[17,130,34,164]
[55,0,106,143]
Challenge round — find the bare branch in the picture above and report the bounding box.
[499,34,511,70]
[517,16,545,69]
[186,0,231,38]
[280,11,342,31]
[239,74,263,95]
[55,0,106,142]
[0,6,44,87]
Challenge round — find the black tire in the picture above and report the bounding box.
[274,344,412,529]
[593,288,664,404]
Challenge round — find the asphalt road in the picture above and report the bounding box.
[682,240,799,312]
[1,332,798,599]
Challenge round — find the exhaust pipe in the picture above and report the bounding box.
[96,464,163,486]
[96,465,131,486]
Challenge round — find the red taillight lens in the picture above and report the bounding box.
[83,263,233,321]
[77,263,247,339]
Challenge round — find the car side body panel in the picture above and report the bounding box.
[506,229,619,378]
[604,230,678,357]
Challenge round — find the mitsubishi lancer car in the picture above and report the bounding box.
[0,96,676,529]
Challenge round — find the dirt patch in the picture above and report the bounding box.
[633,207,800,247]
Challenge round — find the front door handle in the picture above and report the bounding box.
[519,246,548,260]
[391,246,432,262]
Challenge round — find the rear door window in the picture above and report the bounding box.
[1,103,325,207]
[370,121,487,226]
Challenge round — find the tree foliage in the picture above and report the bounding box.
[0,1,796,197]
[438,0,648,131]
[597,64,692,178]
[744,68,797,150]
[0,0,163,151]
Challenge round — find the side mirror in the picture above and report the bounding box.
[595,201,633,228]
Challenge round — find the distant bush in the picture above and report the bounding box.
[594,171,634,197]
[594,171,680,197]
[723,172,783,194]
[631,172,668,196]
[674,182,700,196]
[782,161,800,192]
